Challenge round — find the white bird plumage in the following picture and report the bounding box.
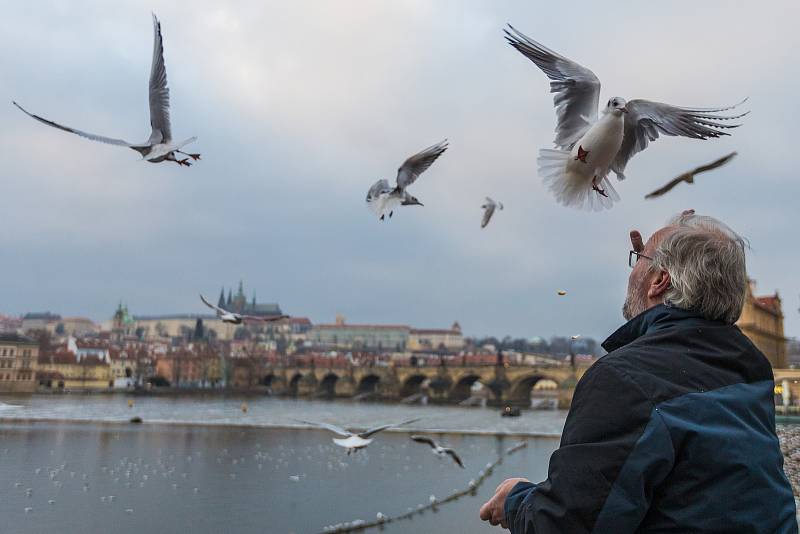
[199,294,288,325]
[505,24,747,211]
[295,418,420,454]
[13,14,200,166]
[481,197,503,228]
[366,141,448,221]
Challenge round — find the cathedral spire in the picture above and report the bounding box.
[226,289,232,307]
[218,287,226,308]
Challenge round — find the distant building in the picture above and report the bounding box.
[154,347,222,388]
[49,317,99,337]
[310,316,409,351]
[67,337,111,364]
[407,322,464,353]
[124,283,284,342]
[216,281,284,318]
[0,315,22,333]
[21,312,61,332]
[737,281,787,368]
[0,333,38,393]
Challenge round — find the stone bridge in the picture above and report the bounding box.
[261,363,588,408]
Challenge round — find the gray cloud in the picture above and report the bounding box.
[1,0,798,340]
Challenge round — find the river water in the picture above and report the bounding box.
[0,396,565,533]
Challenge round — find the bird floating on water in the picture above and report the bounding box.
[295,418,420,454]
[504,24,747,211]
[557,290,567,296]
[645,152,737,199]
[481,197,503,228]
[13,14,200,166]
[366,141,448,221]
[200,294,288,325]
[410,435,465,468]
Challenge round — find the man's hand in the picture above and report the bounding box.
[479,477,530,529]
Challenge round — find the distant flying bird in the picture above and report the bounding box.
[295,418,420,454]
[645,152,737,199]
[504,25,746,211]
[481,197,503,228]
[199,295,288,324]
[13,14,200,166]
[366,140,448,221]
[410,435,464,468]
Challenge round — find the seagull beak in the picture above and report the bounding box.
[620,106,628,113]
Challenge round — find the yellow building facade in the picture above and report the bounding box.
[736,281,787,368]
[0,333,38,393]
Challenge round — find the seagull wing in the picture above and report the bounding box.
[148,14,171,144]
[360,417,421,439]
[504,25,601,149]
[410,435,437,449]
[444,448,464,468]
[365,179,396,218]
[644,175,690,199]
[645,152,737,199]
[366,179,392,204]
[12,101,135,147]
[199,294,227,317]
[294,419,351,437]
[396,140,448,190]
[481,201,496,228]
[612,100,746,180]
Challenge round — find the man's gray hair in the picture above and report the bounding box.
[651,212,748,324]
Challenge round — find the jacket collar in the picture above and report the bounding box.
[602,304,711,353]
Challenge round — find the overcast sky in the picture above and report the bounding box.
[1,0,798,341]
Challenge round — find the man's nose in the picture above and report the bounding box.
[630,230,644,253]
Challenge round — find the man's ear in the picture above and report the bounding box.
[647,270,671,299]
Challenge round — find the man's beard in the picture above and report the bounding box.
[622,283,648,321]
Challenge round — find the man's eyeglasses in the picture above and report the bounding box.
[629,250,653,268]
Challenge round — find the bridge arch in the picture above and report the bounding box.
[260,373,275,387]
[400,374,428,398]
[318,373,339,398]
[449,374,483,402]
[357,374,381,394]
[287,373,303,396]
[509,374,558,404]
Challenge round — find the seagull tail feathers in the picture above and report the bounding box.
[537,148,619,211]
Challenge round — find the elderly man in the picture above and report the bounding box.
[480,211,797,533]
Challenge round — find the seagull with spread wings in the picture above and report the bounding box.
[410,435,464,468]
[13,14,199,167]
[296,418,421,454]
[366,140,448,221]
[199,295,288,325]
[645,152,737,199]
[504,25,746,211]
[481,197,503,228]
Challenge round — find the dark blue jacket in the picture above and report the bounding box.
[505,304,797,533]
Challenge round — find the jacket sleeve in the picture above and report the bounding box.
[505,360,675,534]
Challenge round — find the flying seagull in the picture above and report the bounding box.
[199,295,288,325]
[410,435,464,468]
[504,24,746,211]
[481,197,503,228]
[13,14,199,167]
[295,418,420,454]
[366,140,448,221]
[645,152,737,199]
